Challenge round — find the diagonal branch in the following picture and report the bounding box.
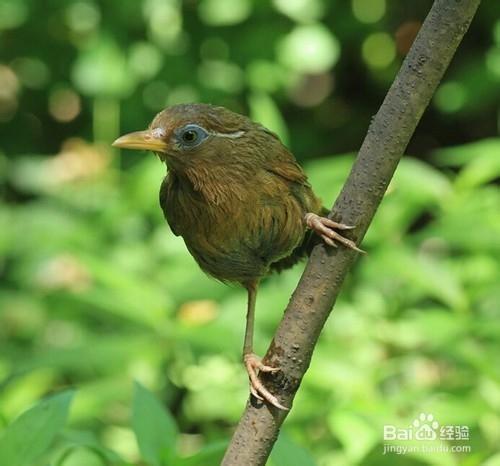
[222,0,481,464]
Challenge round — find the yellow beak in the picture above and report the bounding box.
[112,130,168,152]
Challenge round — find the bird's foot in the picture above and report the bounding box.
[304,212,365,253]
[243,353,289,411]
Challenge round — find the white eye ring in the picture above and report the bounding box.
[176,124,209,148]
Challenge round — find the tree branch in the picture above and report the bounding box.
[222,0,481,464]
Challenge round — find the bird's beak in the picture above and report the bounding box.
[112,130,168,152]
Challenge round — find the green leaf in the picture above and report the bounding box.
[176,441,227,466]
[56,446,107,466]
[305,154,354,202]
[132,382,178,466]
[431,138,500,168]
[71,36,134,98]
[455,150,500,189]
[58,429,129,465]
[0,390,74,466]
[483,453,500,466]
[198,0,252,26]
[277,24,340,73]
[248,92,289,145]
[270,431,317,466]
[328,411,378,463]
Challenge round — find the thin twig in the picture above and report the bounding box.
[222,0,482,464]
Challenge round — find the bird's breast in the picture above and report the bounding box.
[159,170,308,284]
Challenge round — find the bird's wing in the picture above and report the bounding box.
[266,160,308,185]
[263,138,309,185]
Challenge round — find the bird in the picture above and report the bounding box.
[113,103,362,410]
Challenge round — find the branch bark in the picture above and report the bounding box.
[222,0,481,464]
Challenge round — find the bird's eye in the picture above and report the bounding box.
[183,130,197,143]
[177,124,208,148]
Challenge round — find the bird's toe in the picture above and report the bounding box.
[244,353,288,410]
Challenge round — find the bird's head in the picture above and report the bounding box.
[112,103,264,171]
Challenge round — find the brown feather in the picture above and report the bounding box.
[153,104,322,285]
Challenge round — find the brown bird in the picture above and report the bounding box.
[113,103,362,409]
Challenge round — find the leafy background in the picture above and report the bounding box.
[0,0,499,465]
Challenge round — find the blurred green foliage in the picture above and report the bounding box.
[0,0,499,465]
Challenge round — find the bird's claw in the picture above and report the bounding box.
[244,353,289,410]
[304,213,365,253]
